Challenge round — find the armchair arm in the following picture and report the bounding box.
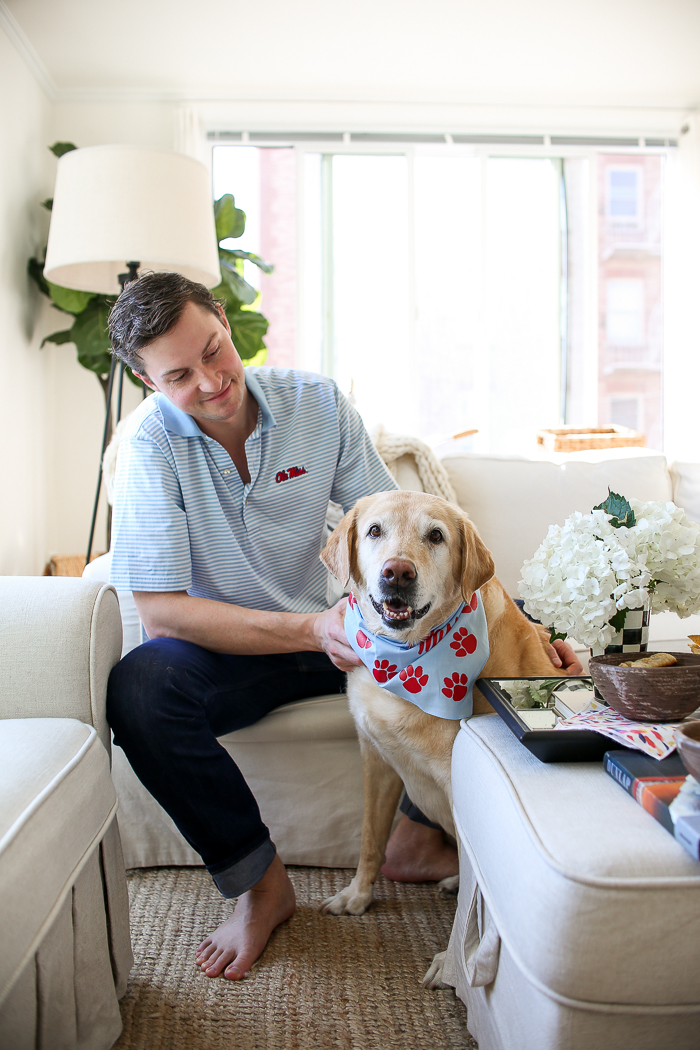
[0,577,122,751]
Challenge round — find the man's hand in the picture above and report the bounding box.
[547,638,584,676]
[312,598,362,672]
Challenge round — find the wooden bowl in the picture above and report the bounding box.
[588,652,700,722]
[675,721,700,781]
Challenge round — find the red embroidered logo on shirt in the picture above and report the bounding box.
[275,466,308,484]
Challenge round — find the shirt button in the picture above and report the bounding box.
[222,469,231,475]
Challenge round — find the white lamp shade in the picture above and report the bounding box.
[43,145,221,294]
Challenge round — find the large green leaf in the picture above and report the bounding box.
[219,247,274,275]
[49,141,77,158]
[41,198,53,211]
[220,260,257,305]
[214,194,246,241]
[228,310,269,361]
[593,489,636,529]
[41,328,74,348]
[28,256,50,297]
[210,280,239,309]
[69,298,113,376]
[47,281,95,315]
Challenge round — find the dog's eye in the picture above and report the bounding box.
[429,528,444,544]
[368,524,381,538]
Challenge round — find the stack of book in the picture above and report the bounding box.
[605,750,700,861]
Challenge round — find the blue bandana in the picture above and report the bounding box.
[344,590,490,719]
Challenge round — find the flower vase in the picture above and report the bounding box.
[590,602,652,659]
[590,602,651,699]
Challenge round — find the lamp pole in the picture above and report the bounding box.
[84,262,140,567]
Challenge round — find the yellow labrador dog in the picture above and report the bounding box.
[319,490,555,986]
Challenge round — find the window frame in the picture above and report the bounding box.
[209,133,674,446]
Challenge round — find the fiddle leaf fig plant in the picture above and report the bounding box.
[210,192,273,360]
[28,143,273,405]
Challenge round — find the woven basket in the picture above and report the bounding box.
[43,553,105,577]
[537,425,646,453]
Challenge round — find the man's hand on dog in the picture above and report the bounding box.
[313,597,362,672]
[548,638,584,675]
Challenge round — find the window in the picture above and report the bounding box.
[609,396,641,431]
[212,139,669,452]
[606,279,645,346]
[606,166,643,228]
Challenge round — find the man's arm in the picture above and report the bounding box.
[134,591,362,672]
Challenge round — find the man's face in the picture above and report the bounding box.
[136,301,247,424]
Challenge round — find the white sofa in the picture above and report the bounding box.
[0,578,133,1050]
[84,443,700,871]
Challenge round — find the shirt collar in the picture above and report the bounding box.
[155,368,277,439]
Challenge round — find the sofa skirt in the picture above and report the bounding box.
[113,693,367,870]
[442,716,700,1050]
[444,848,700,1050]
[0,821,133,1050]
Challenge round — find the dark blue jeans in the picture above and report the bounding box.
[106,639,345,898]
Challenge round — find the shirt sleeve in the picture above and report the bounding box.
[109,431,193,593]
[329,386,399,511]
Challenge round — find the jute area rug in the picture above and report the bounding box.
[115,866,478,1050]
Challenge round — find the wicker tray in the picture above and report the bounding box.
[537,425,646,453]
[43,553,105,577]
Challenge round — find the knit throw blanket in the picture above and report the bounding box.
[370,425,458,505]
[345,591,489,719]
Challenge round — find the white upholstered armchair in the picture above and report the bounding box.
[0,577,133,1050]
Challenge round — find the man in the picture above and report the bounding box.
[107,272,582,983]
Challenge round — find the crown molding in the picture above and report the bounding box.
[0,0,58,99]
[0,4,693,139]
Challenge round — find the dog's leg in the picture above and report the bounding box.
[321,735,403,916]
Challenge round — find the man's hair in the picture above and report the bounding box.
[108,271,223,375]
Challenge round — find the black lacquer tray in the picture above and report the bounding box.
[476,676,630,763]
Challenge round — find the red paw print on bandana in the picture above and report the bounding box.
[373,659,398,683]
[356,630,372,650]
[450,628,477,656]
[347,592,358,610]
[442,673,469,702]
[462,593,478,614]
[399,664,429,694]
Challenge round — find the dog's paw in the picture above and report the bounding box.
[438,874,460,895]
[422,950,448,990]
[320,884,373,916]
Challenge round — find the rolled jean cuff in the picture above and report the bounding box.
[209,838,277,899]
[399,793,442,831]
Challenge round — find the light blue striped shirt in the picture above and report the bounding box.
[109,368,397,613]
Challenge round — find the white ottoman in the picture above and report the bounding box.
[443,715,700,1050]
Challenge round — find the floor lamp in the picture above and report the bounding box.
[43,144,221,565]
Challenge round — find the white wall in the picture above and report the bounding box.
[0,27,51,574]
[0,41,176,575]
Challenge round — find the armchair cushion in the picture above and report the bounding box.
[0,578,122,751]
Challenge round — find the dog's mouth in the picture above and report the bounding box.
[369,593,431,629]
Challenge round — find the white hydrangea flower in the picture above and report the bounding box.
[517,495,700,645]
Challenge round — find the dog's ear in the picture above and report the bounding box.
[320,507,358,588]
[457,513,495,603]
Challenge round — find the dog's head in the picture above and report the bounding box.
[321,490,495,643]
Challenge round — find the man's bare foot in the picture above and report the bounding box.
[195,853,296,980]
[380,815,459,883]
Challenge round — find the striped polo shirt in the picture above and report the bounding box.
[109,368,397,613]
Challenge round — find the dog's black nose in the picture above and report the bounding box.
[381,559,417,588]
